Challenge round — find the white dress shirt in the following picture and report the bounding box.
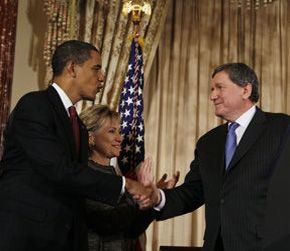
[234,105,256,145]
[52,83,73,116]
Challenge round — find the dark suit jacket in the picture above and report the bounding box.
[262,123,290,250]
[156,108,289,251]
[0,86,123,251]
[86,161,151,251]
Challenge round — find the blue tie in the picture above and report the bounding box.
[225,122,240,170]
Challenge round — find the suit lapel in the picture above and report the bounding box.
[78,118,88,162]
[218,125,228,176]
[228,108,266,170]
[46,86,76,159]
[203,124,228,182]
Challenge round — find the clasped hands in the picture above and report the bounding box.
[125,157,180,210]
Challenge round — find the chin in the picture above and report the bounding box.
[215,113,225,120]
[114,152,121,158]
[214,108,224,118]
[83,95,96,102]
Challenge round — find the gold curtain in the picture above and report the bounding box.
[144,0,290,250]
[77,0,170,110]
[0,0,18,158]
[43,0,78,82]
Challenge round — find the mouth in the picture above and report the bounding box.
[112,145,121,150]
[96,87,103,94]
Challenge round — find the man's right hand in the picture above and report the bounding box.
[125,178,160,209]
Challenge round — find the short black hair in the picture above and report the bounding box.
[212,63,259,103]
[51,40,99,77]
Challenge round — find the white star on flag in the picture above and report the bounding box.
[126,97,133,105]
[124,109,131,117]
[137,135,143,142]
[121,121,128,129]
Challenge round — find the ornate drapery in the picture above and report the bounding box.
[0,0,18,157]
[78,0,170,111]
[43,0,79,81]
[231,0,277,9]
[144,0,290,249]
[43,0,169,112]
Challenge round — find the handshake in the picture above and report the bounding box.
[125,157,180,210]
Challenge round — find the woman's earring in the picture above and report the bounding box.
[89,135,95,148]
[89,139,95,148]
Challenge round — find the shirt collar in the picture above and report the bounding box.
[51,83,73,113]
[235,105,256,129]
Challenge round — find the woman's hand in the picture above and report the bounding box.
[156,171,180,189]
[136,156,153,186]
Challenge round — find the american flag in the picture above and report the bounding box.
[118,39,145,178]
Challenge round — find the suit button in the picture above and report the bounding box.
[65,223,71,230]
[221,199,225,204]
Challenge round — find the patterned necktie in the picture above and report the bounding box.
[225,122,240,170]
[68,106,80,156]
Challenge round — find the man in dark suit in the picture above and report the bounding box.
[139,63,290,251]
[0,40,156,251]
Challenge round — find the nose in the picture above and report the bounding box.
[116,132,122,143]
[210,88,217,101]
[98,70,105,82]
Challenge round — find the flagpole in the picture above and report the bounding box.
[119,0,151,177]
[119,2,152,250]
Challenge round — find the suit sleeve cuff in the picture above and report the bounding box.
[153,189,165,211]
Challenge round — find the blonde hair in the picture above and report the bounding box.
[80,104,119,132]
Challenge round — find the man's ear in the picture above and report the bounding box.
[242,83,252,100]
[66,61,76,78]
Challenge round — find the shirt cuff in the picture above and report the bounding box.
[121,176,126,195]
[153,189,165,211]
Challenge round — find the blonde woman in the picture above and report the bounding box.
[80,105,139,251]
[80,105,179,251]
